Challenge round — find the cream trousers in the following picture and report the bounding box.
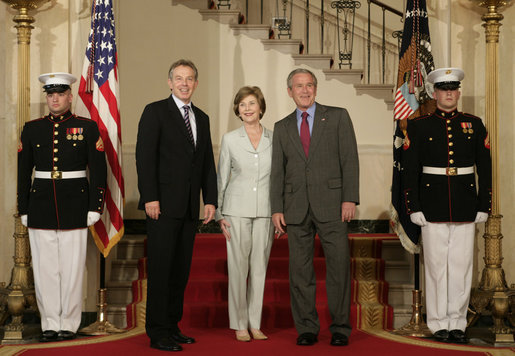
[224,216,274,330]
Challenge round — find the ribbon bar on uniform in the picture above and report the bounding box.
[422,166,474,176]
[35,170,87,179]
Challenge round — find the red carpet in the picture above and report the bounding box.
[14,328,496,355]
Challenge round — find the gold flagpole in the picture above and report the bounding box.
[468,0,514,345]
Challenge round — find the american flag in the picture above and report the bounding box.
[390,0,434,254]
[76,0,124,257]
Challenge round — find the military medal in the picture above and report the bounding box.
[77,128,84,140]
[67,134,72,140]
[78,134,84,140]
[461,122,472,134]
[73,135,77,140]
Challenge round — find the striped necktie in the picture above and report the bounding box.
[183,105,194,145]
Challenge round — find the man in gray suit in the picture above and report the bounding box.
[270,68,359,347]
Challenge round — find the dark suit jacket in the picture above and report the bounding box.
[136,94,217,218]
[270,102,359,224]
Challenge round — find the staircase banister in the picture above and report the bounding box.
[369,0,403,18]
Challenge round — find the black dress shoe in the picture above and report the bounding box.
[59,330,76,340]
[296,332,318,346]
[330,332,349,346]
[449,329,468,344]
[170,332,195,344]
[433,329,449,342]
[40,330,59,342]
[150,337,183,352]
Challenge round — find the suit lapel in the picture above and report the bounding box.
[285,111,306,160]
[238,125,273,153]
[309,103,327,161]
[237,125,257,153]
[256,127,272,153]
[191,104,201,149]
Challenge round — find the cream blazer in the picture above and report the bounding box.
[216,125,273,220]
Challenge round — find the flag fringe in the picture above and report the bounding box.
[389,204,420,254]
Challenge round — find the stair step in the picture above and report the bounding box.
[381,239,411,262]
[110,259,140,281]
[172,0,210,9]
[199,9,240,24]
[115,235,146,260]
[261,39,302,55]
[292,54,333,70]
[387,283,414,306]
[391,304,413,329]
[384,260,411,283]
[230,24,270,39]
[181,301,362,329]
[354,83,395,102]
[106,281,133,304]
[323,68,364,84]
[106,304,128,329]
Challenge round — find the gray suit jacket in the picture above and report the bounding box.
[270,102,359,224]
[216,125,273,220]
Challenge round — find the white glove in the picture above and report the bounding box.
[87,212,101,226]
[474,212,489,223]
[410,211,428,227]
[21,215,28,227]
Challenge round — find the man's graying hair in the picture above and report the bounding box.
[168,59,198,81]
[287,68,318,89]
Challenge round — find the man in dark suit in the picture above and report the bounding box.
[403,68,491,344]
[270,68,359,347]
[136,59,217,352]
[18,72,107,342]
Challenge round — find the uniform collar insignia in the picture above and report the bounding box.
[435,109,458,119]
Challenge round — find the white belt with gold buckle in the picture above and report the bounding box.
[422,166,474,176]
[35,170,87,179]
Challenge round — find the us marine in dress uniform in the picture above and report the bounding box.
[403,68,492,343]
[17,72,107,342]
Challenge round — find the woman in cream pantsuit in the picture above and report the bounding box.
[216,86,274,342]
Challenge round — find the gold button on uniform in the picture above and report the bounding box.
[447,127,452,131]
[54,148,58,152]
[54,140,58,144]
[449,159,454,164]
[54,131,59,135]
[446,120,451,124]
[54,123,59,128]
[53,166,58,171]
[448,134,453,138]
[53,157,58,162]
[449,142,453,146]
[449,151,454,155]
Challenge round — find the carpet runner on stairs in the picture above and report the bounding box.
[127,233,395,331]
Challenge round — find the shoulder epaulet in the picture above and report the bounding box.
[462,113,481,120]
[411,114,431,122]
[27,116,46,123]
